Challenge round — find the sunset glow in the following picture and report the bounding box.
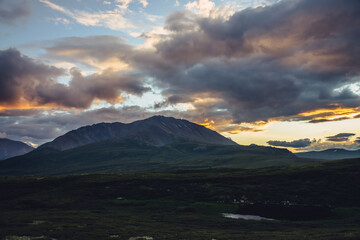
[0,0,359,151]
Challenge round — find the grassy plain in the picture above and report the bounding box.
[1,158,360,239]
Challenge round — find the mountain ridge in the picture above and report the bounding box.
[295,148,360,160]
[0,138,34,160]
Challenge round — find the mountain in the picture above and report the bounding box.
[39,116,237,151]
[295,148,360,160]
[0,116,320,176]
[0,138,34,160]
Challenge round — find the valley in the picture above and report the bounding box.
[1,158,360,240]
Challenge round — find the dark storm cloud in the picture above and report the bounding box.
[0,48,64,105]
[0,0,31,25]
[154,95,192,109]
[36,68,150,108]
[0,109,42,117]
[267,138,314,148]
[38,0,360,124]
[326,133,356,142]
[0,48,149,108]
[141,0,360,123]
[159,0,360,69]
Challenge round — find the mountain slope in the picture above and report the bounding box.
[295,148,360,160]
[0,139,313,176]
[0,138,34,160]
[40,116,237,151]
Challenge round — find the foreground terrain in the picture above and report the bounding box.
[1,158,360,240]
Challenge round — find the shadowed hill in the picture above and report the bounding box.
[0,140,312,176]
[295,148,360,160]
[0,138,34,160]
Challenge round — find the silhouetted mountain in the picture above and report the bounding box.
[0,116,323,176]
[295,148,360,160]
[0,138,34,160]
[39,116,237,151]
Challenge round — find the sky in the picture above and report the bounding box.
[0,0,360,152]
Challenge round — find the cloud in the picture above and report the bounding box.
[139,0,148,7]
[0,109,42,117]
[40,0,135,30]
[40,0,360,124]
[326,133,356,142]
[142,0,360,124]
[50,17,70,25]
[0,0,31,25]
[115,0,133,9]
[41,0,360,126]
[355,137,360,144]
[0,48,65,106]
[0,48,149,109]
[185,0,215,17]
[308,117,351,123]
[44,36,133,70]
[44,35,152,71]
[267,138,315,148]
[302,140,360,152]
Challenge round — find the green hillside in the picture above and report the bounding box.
[0,140,317,176]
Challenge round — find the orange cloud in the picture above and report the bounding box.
[299,106,360,123]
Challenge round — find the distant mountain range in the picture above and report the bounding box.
[295,148,360,160]
[0,116,317,176]
[0,138,34,160]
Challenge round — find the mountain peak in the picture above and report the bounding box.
[39,116,237,151]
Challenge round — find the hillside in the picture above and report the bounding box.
[0,138,34,160]
[0,140,307,176]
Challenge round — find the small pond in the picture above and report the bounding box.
[223,213,274,221]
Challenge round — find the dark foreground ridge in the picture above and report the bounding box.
[1,157,360,239]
